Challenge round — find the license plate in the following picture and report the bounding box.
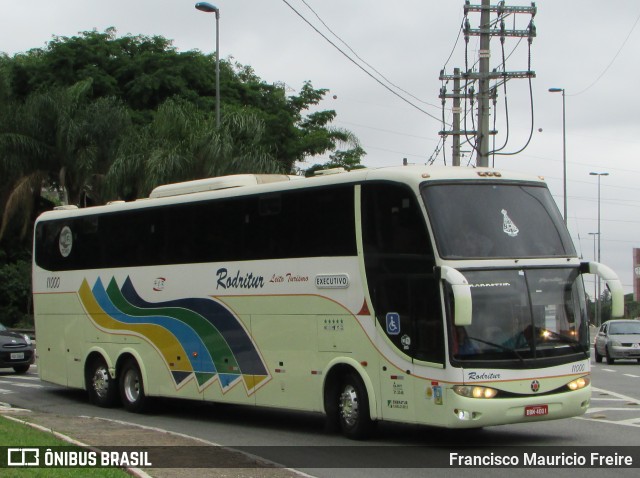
[10,352,24,360]
[525,404,548,417]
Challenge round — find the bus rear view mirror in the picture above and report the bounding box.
[580,261,624,318]
[438,266,472,326]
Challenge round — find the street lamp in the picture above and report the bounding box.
[589,171,609,326]
[195,2,221,129]
[588,232,599,325]
[549,88,566,224]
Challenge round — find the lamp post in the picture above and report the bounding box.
[588,232,599,325]
[589,171,609,326]
[549,88,567,224]
[195,2,221,129]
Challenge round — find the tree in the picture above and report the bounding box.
[0,79,131,239]
[107,98,283,199]
[2,29,364,173]
[0,28,365,328]
[305,146,366,177]
[0,256,31,327]
[6,28,214,121]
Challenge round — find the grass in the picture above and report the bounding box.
[0,416,131,477]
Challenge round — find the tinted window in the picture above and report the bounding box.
[421,182,575,259]
[35,185,356,271]
[361,182,444,364]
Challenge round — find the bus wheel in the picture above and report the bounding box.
[119,359,147,413]
[86,357,118,407]
[338,372,373,440]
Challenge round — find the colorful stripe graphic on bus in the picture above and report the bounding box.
[78,277,270,394]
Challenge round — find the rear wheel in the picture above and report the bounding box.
[337,372,373,440]
[86,357,118,407]
[119,359,147,413]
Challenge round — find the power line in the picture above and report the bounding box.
[280,0,444,123]
[299,0,440,109]
[570,10,640,96]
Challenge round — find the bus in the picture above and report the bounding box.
[32,165,624,439]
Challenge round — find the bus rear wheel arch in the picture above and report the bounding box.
[118,357,148,413]
[85,354,119,408]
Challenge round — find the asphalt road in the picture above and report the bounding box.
[1,356,639,477]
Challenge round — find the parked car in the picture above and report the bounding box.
[0,323,34,374]
[593,319,640,364]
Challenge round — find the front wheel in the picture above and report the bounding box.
[119,359,147,413]
[86,357,118,407]
[593,346,603,363]
[606,348,615,365]
[13,364,30,374]
[337,372,373,440]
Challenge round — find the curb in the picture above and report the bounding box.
[0,404,313,477]
[2,412,151,478]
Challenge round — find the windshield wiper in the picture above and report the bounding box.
[467,336,525,363]
[539,329,589,358]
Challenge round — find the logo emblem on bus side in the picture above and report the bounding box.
[530,380,540,392]
[59,226,73,257]
[153,278,166,291]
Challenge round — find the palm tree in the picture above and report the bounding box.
[0,80,131,240]
[107,98,284,199]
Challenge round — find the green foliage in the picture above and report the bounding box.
[0,258,31,327]
[624,293,640,319]
[305,146,367,177]
[0,28,363,322]
[0,417,130,477]
[3,28,362,171]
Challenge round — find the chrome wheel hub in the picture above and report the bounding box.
[339,384,359,427]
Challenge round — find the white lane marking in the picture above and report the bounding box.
[577,386,640,428]
[592,386,640,404]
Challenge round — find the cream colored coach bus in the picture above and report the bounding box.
[32,166,623,439]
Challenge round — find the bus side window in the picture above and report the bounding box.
[361,182,444,364]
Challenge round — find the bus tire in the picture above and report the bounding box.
[337,371,373,440]
[119,359,147,413]
[86,356,118,407]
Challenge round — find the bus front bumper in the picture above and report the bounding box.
[442,385,591,428]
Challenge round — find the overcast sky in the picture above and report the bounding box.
[3,0,640,296]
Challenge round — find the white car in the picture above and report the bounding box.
[593,319,640,364]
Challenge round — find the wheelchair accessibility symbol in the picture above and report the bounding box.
[386,312,401,335]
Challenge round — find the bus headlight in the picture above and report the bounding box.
[453,385,498,399]
[567,376,590,391]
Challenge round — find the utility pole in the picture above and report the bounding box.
[439,1,537,167]
[477,0,491,165]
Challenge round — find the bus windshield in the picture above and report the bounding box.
[421,182,575,259]
[449,268,590,363]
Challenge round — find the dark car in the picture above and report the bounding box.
[0,323,34,374]
[594,319,640,364]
